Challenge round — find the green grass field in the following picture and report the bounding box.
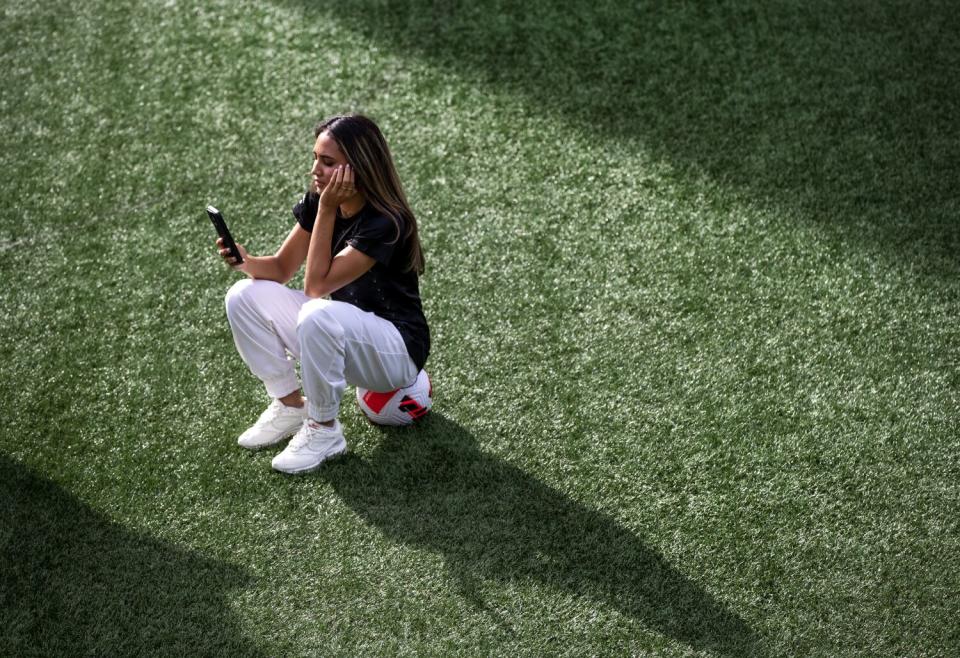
[2,0,958,655]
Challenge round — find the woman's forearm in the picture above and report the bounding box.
[243,254,293,283]
[303,205,336,297]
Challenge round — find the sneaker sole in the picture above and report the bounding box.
[272,439,347,474]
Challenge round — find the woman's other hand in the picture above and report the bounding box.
[319,164,356,212]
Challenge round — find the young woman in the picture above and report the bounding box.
[217,114,429,474]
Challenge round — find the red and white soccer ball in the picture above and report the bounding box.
[356,369,432,426]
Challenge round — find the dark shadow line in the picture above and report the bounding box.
[319,413,761,656]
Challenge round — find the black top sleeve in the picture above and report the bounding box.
[292,191,320,232]
[347,213,402,266]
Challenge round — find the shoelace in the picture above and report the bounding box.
[289,422,336,450]
[287,429,309,450]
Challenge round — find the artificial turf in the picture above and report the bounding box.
[1,0,958,655]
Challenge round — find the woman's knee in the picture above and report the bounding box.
[297,299,348,340]
[224,279,253,317]
[224,279,284,319]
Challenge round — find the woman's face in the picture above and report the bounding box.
[310,131,348,193]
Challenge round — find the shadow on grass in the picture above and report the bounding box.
[0,454,262,657]
[284,0,958,270]
[322,414,758,655]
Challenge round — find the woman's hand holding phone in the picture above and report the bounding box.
[217,237,249,271]
[206,205,248,271]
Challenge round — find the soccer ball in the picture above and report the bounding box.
[356,369,432,426]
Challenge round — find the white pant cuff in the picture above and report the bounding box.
[308,401,339,423]
[263,373,301,399]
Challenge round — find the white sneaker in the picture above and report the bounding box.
[237,399,307,450]
[271,420,346,474]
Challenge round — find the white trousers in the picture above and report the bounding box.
[224,279,419,422]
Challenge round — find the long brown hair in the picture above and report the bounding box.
[315,115,425,275]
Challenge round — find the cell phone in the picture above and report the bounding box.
[206,205,244,264]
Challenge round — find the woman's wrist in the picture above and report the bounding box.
[316,202,338,221]
[236,254,256,277]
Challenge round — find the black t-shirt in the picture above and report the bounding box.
[292,191,430,372]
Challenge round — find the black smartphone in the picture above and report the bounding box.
[206,205,244,264]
